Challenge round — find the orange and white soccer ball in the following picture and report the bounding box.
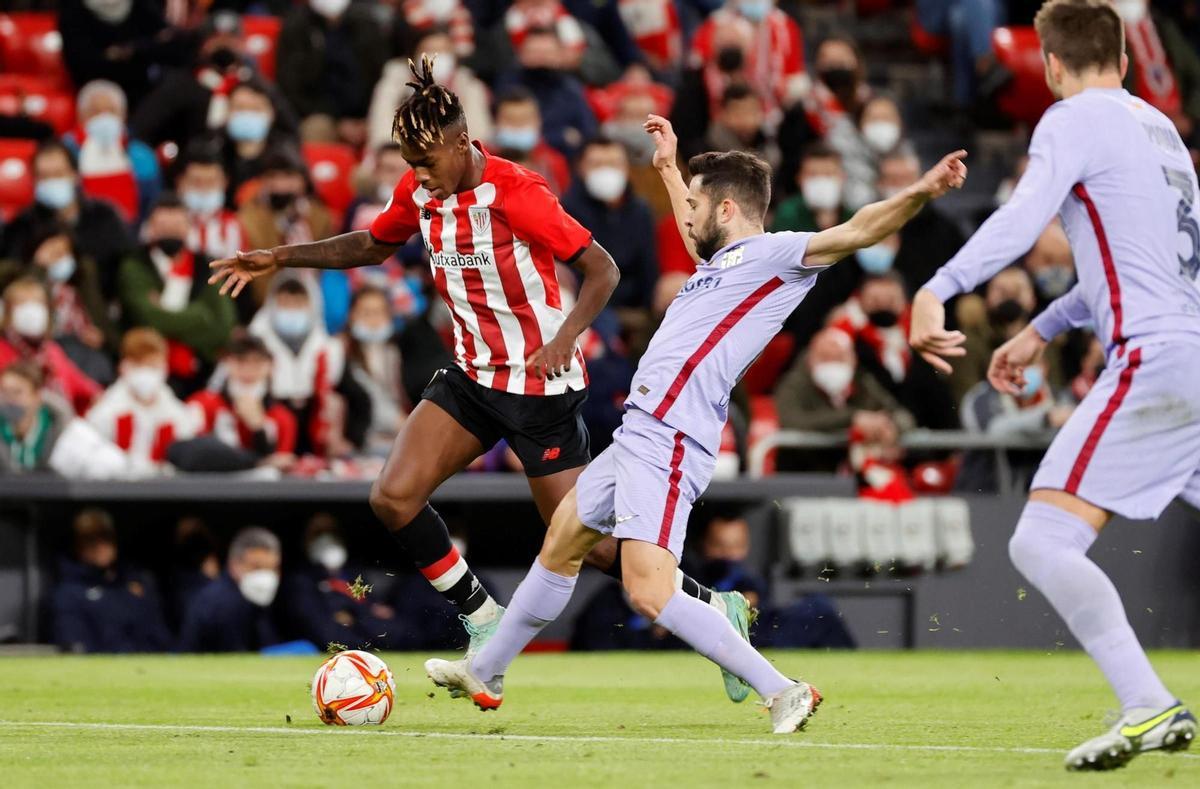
[312,650,396,726]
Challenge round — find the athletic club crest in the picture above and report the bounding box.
[469,206,491,235]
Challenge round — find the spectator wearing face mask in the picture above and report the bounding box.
[1023,220,1076,310]
[562,138,657,321]
[187,332,298,470]
[130,12,299,150]
[0,140,134,301]
[177,148,244,264]
[876,150,967,299]
[367,28,493,152]
[61,80,161,224]
[806,35,870,137]
[959,360,1076,492]
[671,13,754,161]
[218,80,299,202]
[282,513,400,649]
[3,224,118,386]
[58,0,192,108]
[239,151,336,312]
[277,0,389,146]
[249,274,346,456]
[489,88,572,196]
[0,361,127,478]
[51,508,171,653]
[338,287,406,456]
[1116,0,1200,155]
[828,273,958,431]
[86,328,201,474]
[704,84,781,170]
[774,327,914,472]
[178,527,286,653]
[118,194,237,393]
[827,95,906,211]
[0,278,100,416]
[494,27,598,160]
[689,0,807,125]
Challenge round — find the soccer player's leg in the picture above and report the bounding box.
[426,453,615,709]
[369,373,503,654]
[1010,345,1200,769]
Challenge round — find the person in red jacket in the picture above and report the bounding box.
[0,277,100,415]
[189,332,298,469]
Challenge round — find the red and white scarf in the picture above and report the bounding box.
[75,126,138,222]
[1126,18,1182,117]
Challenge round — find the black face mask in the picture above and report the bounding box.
[716,46,744,73]
[155,237,185,258]
[818,67,858,95]
[989,298,1028,326]
[867,309,899,328]
[208,47,238,71]
[523,67,558,82]
[268,192,297,211]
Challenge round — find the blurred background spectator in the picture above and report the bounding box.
[490,87,572,195]
[52,507,171,653]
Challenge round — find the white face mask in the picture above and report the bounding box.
[125,366,166,400]
[1114,0,1146,23]
[584,166,628,202]
[307,535,348,572]
[84,0,133,24]
[228,379,269,402]
[310,0,350,19]
[861,121,901,154]
[431,53,457,84]
[11,301,49,339]
[238,568,280,607]
[811,361,855,398]
[801,176,842,211]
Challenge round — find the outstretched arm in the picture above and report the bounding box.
[802,150,968,267]
[208,231,399,298]
[643,114,700,266]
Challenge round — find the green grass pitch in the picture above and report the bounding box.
[1,650,1197,787]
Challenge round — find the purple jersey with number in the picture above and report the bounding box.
[625,231,819,454]
[925,88,1200,357]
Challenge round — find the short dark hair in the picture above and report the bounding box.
[34,138,76,171]
[1,360,44,390]
[226,330,272,360]
[494,86,538,115]
[151,191,186,213]
[1034,0,1123,75]
[276,279,309,298]
[687,151,772,222]
[801,141,842,164]
[580,135,624,158]
[392,55,466,149]
[375,141,404,158]
[182,147,225,172]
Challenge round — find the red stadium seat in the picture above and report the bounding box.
[740,332,794,396]
[992,26,1055,127]
[242,16,282,82]
[0,138,37,222]
[0,13,71,90]
[303,141,358,220]
[0,74,75,136]
[910,17,948,58]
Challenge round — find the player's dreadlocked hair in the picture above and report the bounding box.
[392,54,466,149]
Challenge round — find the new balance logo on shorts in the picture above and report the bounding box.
[541,447,561,461]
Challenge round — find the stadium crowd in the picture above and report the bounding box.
[1,0,1198,495]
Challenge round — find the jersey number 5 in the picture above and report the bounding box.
[1164,166,1200,281]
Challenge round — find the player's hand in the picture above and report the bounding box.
[916,150,968,199]
[988,324,1047,396]
[525,334,575,381]
[909,288,966,374]
[643,114,678,172]
[208,249,280,298]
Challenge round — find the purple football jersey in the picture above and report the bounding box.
[925,88,1200,357]
[625,231,819,454]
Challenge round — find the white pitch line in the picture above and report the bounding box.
[2,720,1197,761]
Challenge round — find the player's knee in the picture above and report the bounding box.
[1007,527,1035,574]
[369,478,423,528]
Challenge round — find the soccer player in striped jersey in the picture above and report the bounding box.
[425,116,968,733]
[208,57,739,682]
[910,0,1199,770]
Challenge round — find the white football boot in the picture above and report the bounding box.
[425,657,504,711]
[763,681,822,734]
[1065,701,1196,771]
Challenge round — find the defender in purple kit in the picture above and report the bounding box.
[425,114,967,734]
[910,0,1199,771]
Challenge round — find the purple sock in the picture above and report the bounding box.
[654,590,792,698]
[471,559,577,681]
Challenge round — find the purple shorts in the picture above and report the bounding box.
[576,408,716,561]
[1031,340,1200,519]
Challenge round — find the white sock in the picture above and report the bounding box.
[470,559,576,681]
[1009,502,1175,712]
[465,596,501,627]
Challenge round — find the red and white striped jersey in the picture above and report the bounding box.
[370,144,594,396]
